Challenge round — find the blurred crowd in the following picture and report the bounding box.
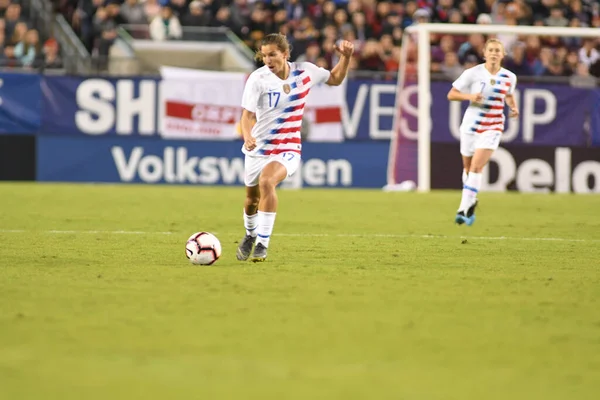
[1,0,63,69]
[50,1,600,80]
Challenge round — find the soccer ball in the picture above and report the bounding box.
[185,232,222,265]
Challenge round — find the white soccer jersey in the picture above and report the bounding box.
[241,62,331,157]
[452,64,517,135]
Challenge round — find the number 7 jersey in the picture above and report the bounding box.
[452,64,517,135]
[241,62,331,157]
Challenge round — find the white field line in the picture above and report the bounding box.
[0,229,598,243]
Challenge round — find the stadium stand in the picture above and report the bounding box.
[12,1,600,79]
[1,0,64,70]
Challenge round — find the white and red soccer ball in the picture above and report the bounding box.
[185,232,222,265]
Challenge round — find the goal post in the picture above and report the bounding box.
[388,23,600,192]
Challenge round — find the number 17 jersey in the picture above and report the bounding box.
[241,62,331,157]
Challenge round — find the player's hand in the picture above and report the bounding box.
[244,136,256,151]
[509,107,519,118]
[470,93,483,103]
[334,40,354,58]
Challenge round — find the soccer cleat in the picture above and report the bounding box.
[251,243,268,262]
[466,200,478,219]
[455,200,478,226]
[236,234,256,261]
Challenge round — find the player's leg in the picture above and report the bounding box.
[456,133,475,224]
[237,156,264,261]
[457,131,500,226]
[462,156,472,185]
[250,161,287,261]
[252,152,301,261]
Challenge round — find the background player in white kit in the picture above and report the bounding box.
[236,34,354,262]
[447,38,519,226]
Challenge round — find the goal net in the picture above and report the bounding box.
[386,23,600,192]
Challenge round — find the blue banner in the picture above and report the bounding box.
[40,76,160,137]
[592,89,600,146]
[0,73,42,133]
[36,137,388,188]
[37,75,600,146]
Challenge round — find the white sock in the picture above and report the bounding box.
[256,211,276,248]
[244,210,258,237]
[458,172,482,212]
[462,169,468,185]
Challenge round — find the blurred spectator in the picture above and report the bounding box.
[44,0,599,80]
[384,46,401,78]
[441,51,464,80]
[4,2,20,38]
[168,0,188,18]
[579,39,600,67]
[181,1,211,27]
[570,62,597,88]
[41,38,64,70]
[590,58,600,78]
[458,34,485,64]
[434,0,455,23]
[359,39,384,71]
[351,12,371,42]
[3,45,16,67]
[412,8,431,26]
[531,46,552,75]
[546,6,569,27]
[149,6,182,41]
[296,41,320,64]
[120,0,148,25]
[565,50,581,74]
[464,54,479,70]
[504,42,532,76]
[144,0,162,22]
[14,29,40,67]
[476,13,492,24]
[292,16,319,60]
[9,21,27,46]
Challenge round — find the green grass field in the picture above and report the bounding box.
[1,183,599,400]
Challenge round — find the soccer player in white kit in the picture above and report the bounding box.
[447,38,519,226]
[236,34,354,262]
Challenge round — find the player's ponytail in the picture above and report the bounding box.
[254,33,292,62]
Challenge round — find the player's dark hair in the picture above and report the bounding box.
[255,33,292,62]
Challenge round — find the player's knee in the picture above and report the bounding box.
[258,174,277,192]
[470,165,484,173]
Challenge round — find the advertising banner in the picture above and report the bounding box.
[431,142,600,193]
[391,82,600,186]
[0,72,42,133]
[41,76,159,137]
[37,75,599,146]
[36,137,388,188]
[159,66,245,140]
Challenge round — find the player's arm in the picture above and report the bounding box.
[240,108,257,151]
[505,79,519,118]
[447,70,481,103]
[447,87,481,103]
[326,41,354,86]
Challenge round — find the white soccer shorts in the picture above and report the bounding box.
[460,130,502,157]
[244,152,301,187]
